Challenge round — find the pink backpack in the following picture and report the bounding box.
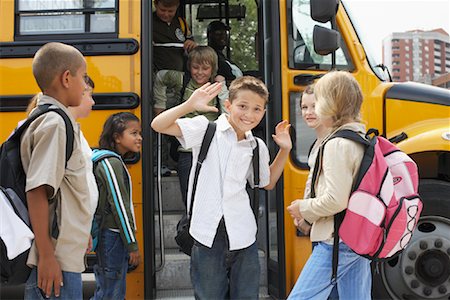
[312,129,423,279]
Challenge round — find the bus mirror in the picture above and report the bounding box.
[310,0,339,23]
[313,25,340,55]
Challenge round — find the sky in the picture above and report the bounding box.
[342,0,450,63]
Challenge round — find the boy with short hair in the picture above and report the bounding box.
[151,77,292,299]
[153,46,228,207]
[153,0,196,72]
[21,42,93,299]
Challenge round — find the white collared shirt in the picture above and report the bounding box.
[176,114,270,250]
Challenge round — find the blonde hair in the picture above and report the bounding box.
[32,42,85,92]
[229,76,269,103]
[26,93,42,114]
[187,46,218,81]
[314,71,362,128]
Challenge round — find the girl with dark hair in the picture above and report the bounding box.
[92,112,142,300]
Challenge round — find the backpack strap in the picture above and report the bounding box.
[310,129,373,282]
[178,16,187,37]
[12,104,74,166]
[188,122,217,221]
[252,139,260,221]
[179,72,192,104]
[91,149,123,251]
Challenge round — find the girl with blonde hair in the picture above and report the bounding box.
[287,71,371,299]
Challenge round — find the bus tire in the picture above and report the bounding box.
[372,179,450,300]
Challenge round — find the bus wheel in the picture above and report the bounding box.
[373,179,450,300]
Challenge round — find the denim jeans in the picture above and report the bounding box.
[312,242,339,299]
[288,242,371,300]
[91,229,128,300]
[191,220,260,300]
[24,267,82,300]
[177,151,192,207]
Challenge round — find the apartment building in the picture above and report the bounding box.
[383,28,450,86]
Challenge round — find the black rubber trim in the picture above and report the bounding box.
[92,93,140,110]
[0,38,139,58]
[386,82,450,106]
[0,93,140,112]
[123,152,140,165]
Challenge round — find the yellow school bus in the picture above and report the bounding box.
[1,0,449,299]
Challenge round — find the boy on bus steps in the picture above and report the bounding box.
[151,76,292,299]
[21,42,92,299]
[153,46,228,207]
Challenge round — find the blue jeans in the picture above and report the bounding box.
[312,242,339,299]
[191,220,260,299]
[288,242,371,300]
[92,229,128,300]
[24,267,82,300]
[177,151,192,207]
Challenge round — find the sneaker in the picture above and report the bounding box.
[160,165,171,177]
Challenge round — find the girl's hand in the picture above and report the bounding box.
[129,250,140,267]
[272,120,292,150]
[86,235,92,253]
[294,218,311,235]
[287,199,303,221]
[186,82,223,113]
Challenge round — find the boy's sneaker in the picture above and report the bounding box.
[160,165,172,177]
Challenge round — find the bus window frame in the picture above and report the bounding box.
[14,0,120,41]
[286,0,355,71]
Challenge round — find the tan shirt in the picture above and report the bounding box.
[20,95,92,272]
[299,122,366,242]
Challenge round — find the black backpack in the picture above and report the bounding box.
[0,104,74,285]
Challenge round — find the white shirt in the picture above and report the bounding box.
[79,131,99,215]
[176,114,270,250]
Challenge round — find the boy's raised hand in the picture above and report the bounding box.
[272,120,292,150]
[187,82,222,113]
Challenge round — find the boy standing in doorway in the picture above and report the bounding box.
[152,77,292,299]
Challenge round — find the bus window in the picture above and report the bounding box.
[16,0,118,38]
[187,0,258,72]
[290,91,316,168]
[287,0,354,71]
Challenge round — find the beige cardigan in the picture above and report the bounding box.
[299,122,366,242]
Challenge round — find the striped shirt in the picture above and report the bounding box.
[94,155,138,252]
[176,114,270,250]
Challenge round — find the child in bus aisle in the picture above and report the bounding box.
[151,76,292,299]
[91,112,141,300]
[207,20,243,87]
[153,46,228,207]
[153,0,196,73]
[22,42,92,299]
[287,71,371,299]
[153,0,197,176]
